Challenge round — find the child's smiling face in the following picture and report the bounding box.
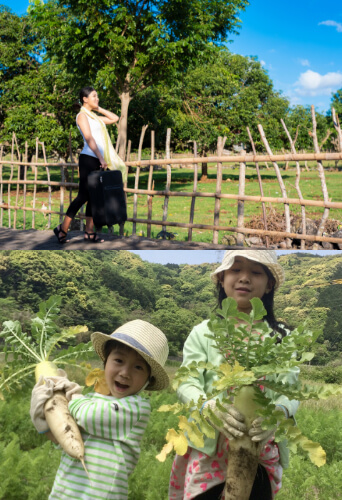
[221,257,273,313]
[104,346,150,398]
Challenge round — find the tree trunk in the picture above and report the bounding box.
[118,92,132,160]
[200,150,208,180]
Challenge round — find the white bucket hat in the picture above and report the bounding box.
[211,250,285,290]
[91,320,169,391]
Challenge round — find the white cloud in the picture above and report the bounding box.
[294,69,342,96]
[298,59,310,67]
[319,20,342,32]
[260,60,266,66]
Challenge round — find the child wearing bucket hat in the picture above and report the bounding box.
[30,319,169,500]
[169,250,299,500]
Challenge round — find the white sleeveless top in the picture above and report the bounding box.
[76,113,105,158]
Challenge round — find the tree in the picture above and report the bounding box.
[284,105,330,151]
[148,49,290,166]
[331,89,342,116]
[0,7,83,158]
[28,0,250,158]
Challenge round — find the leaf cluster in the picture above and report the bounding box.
[157,297,342,466]
[0,295,92,396]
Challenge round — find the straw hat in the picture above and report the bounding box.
[91,320,169,391]
[211,250,285,289]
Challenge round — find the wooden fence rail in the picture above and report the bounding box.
[1,106,342,248]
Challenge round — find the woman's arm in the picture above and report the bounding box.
[77,113,107,169]
[95,106,119,125]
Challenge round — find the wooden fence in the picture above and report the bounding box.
[1,106,342,248]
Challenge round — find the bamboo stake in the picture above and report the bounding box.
[258,124,292,248]
[3,151,342,168]
[12,133,21,229]
[124,216,342,245]
[332,108,342,152]
[147,131,155,238]
[310,105,330,249]
[236,148,246,246]
[23,142,28,229]
[162,128,172,233]
[213,136,226,244]
[188,141,198,242]
[41,141,52,228]
[60,165,65,225]
[281,119,306,249]
[247,127,269,247]
[133,125,148,235]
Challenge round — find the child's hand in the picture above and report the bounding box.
[248,404,287,446]
[30,372,82,433]
[203,399,247,440]
[248,417,276,445]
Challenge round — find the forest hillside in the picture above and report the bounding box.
[0,251,341,364]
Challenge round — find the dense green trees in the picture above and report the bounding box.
[0,251,341,362]
[3,3,341,158]
[27,0,249,158]
[331,89,342,116]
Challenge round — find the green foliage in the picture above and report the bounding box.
[301,364,342,385]
[0,387,341,499]
[157,48,291,152]
[0,295,93,395]
[159,298,341,466]
[27,0,249,156]
[0,393,60,500]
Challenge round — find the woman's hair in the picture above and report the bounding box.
[73,86,96,112]
[216,264,290,341]
[103,339,151,376]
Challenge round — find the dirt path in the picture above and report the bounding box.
[0,228,241,250]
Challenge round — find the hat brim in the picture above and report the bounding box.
[211,252,285,290]
[91,332,169,391]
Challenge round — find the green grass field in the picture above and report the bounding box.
[1,161,341,243]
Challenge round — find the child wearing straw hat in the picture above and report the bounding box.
[30,319,169,500]
[169,250,299,500]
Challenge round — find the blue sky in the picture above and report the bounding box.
[229,0,342,113]
[129,250,342,265]
[4,0,342,114]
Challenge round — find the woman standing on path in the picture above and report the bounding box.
[53,86,125,244]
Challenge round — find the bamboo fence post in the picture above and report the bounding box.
[12,133,21,229]
[247,127,269,248]
[8,139,15,228]
[332,108,342,152]
[188,141,198,241]
[133,125,148,235]
[60,165,65,224]
[213,136,226,244]
[281,119,306,249]
[40,141,51,228]
[236,148,246,246]
[31,138,40,229]
[310,105,330,248]
[147,131,155,238]
[258,124,292,248]
[162,128,172,233]
[23,141,28,229]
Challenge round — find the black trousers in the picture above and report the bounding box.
[66,154,100,219]
[193,465,272,500]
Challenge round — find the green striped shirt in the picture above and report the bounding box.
[49,393,151,500]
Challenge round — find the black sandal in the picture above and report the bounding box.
[84,231,104,243]
[53,224,69,244]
